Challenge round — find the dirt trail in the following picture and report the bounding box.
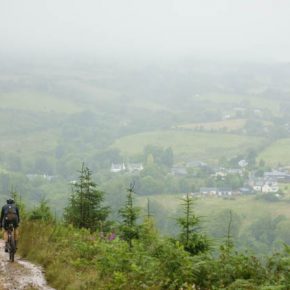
[0,240,54,290]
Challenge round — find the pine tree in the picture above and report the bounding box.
[64,163,109,232]
[119,183,140,248]
[29,198,53,222]
[177,193,209,255]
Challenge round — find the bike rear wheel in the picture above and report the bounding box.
[8,235,16,262]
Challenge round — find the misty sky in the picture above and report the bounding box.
[1,0,290,61]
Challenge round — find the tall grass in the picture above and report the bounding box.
[18,220,195,290]
[18,221,103,289]
[17,219,290,289]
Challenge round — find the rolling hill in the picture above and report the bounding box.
[111,130,266,162]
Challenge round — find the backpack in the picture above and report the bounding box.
[4,204,18,223]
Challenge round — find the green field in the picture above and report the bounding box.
[195,93,281,115]
[0,129,58,155]
[137,194,290,231]
[112,130,266,162]
[57,80,122,103]
[258,138,290,166]
[177,118,247,131]
[0,90,82,113]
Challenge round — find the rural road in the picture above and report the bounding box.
[0,240,54,290]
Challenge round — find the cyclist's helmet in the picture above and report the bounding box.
[7,199,14,204]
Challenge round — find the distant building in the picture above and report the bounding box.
[252,179,279,193]
[110,163,126,173]
[199,187,233,197]
[127,163,144,173]
[110,162,143,173]
[26,174,55,181]
[212,167,243,179]
[239,187,254,194]
[200,187,217,196]
[171,166,188,176]
[252,180,264,192]
[238,160,248,168]
[217,188,233,196]
[186,161,207,168]
[261,181,279,193]
[223,114,231,120]
[227,168,244,175]
[264,170,290,182]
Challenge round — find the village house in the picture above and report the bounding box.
[264,170,290,182]
[212,168,227,179]
[239,187,254,194]
[200,187,217,196]
[110,162,144,173]
[127,163,144,173]
[217,188,233,196]
[186,161,208,168]
[171,166,188,176]
[199,187,233,197]
[252,179,279,193]
[212,167,244,179]
[227,168,244,175]
[238,159,248,168]
[110,163,126,173]
[26,174,56,181]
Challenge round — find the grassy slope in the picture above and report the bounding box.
[0,129,58,155]
[0,91,82,113]
[178,119,273,132]
[196,93,281,115]
[112,130,266,162]
[258,138,290,166]
[177,118,247,131]
[0,88,98,157]
[137,194,290,233]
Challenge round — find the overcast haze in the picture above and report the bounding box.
[1,0,290,61]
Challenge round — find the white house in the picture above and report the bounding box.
[200,187,217,196]
[127,163,144,173]
[261,181,279,193]
[238,160,248,168]
[253,180,279,193]
[110,163,126,173]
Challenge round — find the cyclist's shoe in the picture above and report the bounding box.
[4,242,8,253]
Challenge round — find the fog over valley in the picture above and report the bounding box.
[1,1,290,278]
[1,0,290,61]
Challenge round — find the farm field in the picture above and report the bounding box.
[0,129,59,156]
[177,118,247,131]
[137,193,290,232]
[0,90,82,113]
[195,93,281,116]
[112,130,266,162]
[258,138,290,166]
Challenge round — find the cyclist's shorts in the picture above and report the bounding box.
[4,220,19,230]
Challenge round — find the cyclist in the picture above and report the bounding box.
[0,199,20,252]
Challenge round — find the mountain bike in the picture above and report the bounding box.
[7,223,16,262]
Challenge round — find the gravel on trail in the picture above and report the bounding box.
[0,240,54,290]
